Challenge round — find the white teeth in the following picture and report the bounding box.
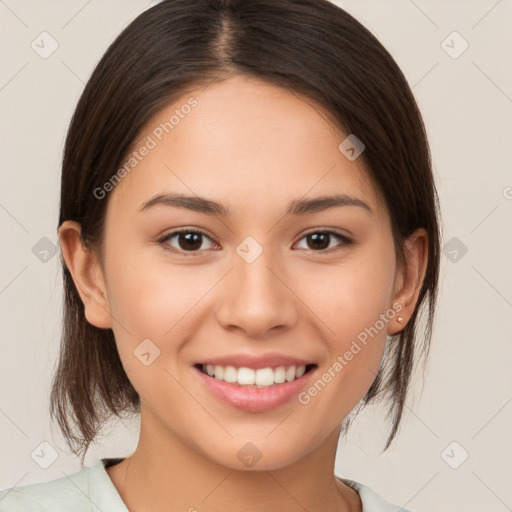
[201,364,309,387]
[223,365,237,383]
[274,366,286,384]
[255,368,274,386]
[237,367,255,385]
[285,366,296,382]
[214,365,224,380]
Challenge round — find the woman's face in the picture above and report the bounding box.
[84,75,409,469]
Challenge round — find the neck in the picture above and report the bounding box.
[106,407,361,512]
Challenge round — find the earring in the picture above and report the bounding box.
[397,316,404,323]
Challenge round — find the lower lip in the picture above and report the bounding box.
[194,366,316,413]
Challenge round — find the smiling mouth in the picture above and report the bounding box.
[195,363,317,388]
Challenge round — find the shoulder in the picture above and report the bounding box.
[0,459,127,512]
[338,476,415,512]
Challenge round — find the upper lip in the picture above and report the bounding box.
[195,352,316,370]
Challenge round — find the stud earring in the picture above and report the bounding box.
[397,316,404,323]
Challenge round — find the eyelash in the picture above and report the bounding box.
[157,228,353,256]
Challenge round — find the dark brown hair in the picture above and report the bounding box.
[51,0,442,464]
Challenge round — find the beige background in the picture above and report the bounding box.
[1,1,511,511]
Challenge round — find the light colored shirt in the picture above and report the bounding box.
[0,458,413,511]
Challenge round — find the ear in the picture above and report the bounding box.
[58,220,113,329]
[388,228,428,335]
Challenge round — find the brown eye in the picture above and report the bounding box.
[295,230,353,252]
[175,232,203,251]
[159,229,217,254]
[306,232,330,250]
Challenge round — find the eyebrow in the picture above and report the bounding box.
[138,192,373,216]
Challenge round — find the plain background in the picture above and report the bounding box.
[0,1,511,511]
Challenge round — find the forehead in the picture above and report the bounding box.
[107,75,384,222]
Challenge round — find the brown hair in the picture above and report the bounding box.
[51,0,442,464]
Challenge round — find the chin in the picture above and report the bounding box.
[197,437,311,472]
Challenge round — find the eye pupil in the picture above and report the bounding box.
[179,232,202,251]
[308,232,330,250]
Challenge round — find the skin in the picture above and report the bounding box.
[59,75,428,512]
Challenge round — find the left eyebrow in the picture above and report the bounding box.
[138,192,373,216]
[287,194,373,216]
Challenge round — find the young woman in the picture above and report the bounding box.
[0,0,441,510]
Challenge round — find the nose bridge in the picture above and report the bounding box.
[215,237,297,336]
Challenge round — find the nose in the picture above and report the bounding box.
[214,247,299,338]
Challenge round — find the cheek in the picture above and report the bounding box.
[102,239,213,355]
[304,243,396,402]
[102,252,212,403]
[310,247,396,345]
